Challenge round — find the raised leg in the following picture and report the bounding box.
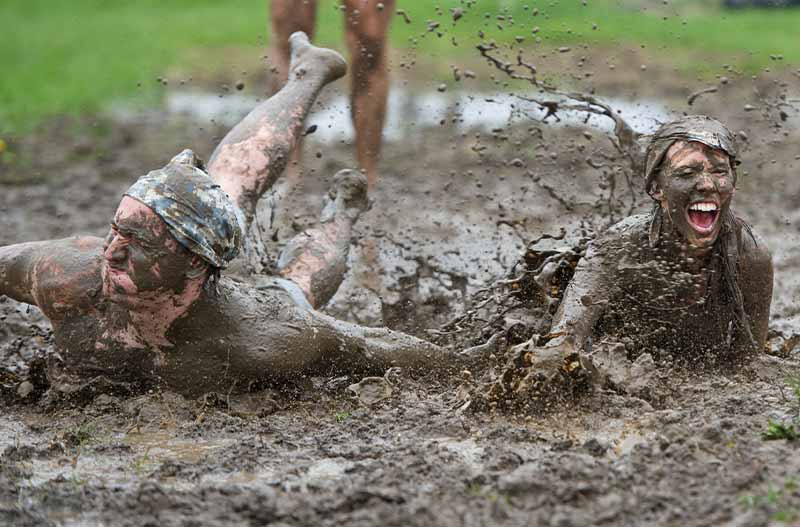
[207,32,346,229]
[276,169,368,308]
[343,0,394,187]
[268,0,318,180]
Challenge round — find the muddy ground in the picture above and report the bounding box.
[2,54,800,526]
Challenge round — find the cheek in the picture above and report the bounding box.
[664,183,690,206]
[126,247,161,281]
[719,177,735,194]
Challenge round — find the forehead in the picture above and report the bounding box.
[114,196,167,236]
[665,140,730,167]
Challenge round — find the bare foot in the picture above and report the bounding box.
[320,169,369,223]
[288,31,347,85]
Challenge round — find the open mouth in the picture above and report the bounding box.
[686,201,719,234]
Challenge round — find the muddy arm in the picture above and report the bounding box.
[548,237,617,350]
[312,312,464,374]
[739,230,773,349]
[0,242,44,305]
[0,238,102,316]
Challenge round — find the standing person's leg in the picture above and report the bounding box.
[208,32,345,230]
[268,0,318,91]
[343,0,394,187]
[276,169,368,309]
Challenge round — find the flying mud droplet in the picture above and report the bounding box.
[304,124,318,136]
[451,7,463,22]
[396,9,412,24]
[235,80,245,91]
[743,104,756,112]
[558,47,571,53]
[438,83,448,93]
[687,86,718,106]
[376,2,384,10]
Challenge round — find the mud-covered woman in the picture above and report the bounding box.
[0,33,470,399]
[496,115,774,398]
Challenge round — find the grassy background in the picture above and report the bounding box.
[1,0,799,136]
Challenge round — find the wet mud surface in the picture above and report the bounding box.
[2,61,800,525]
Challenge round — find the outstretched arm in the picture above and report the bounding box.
[207,32,346,229]
[548,236,617,352]
[312,311,464,374]
[0,241,44,305]
[0,237,103,318]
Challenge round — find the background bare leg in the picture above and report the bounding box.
[343,0,394,187]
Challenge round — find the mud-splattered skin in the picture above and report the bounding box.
[207,32,347,227]
[548,141,773,363]
[0,33,451,397]
[0,202,445,397]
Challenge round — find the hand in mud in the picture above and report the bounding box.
[513,336,602,397]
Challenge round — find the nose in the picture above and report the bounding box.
[695,173,715,192]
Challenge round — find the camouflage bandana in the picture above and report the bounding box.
[643,115,739,198]
[124,150,244,269]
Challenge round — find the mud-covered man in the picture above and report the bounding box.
[0,34,456,398]
[510,116,773,394]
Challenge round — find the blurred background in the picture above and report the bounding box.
[1,0,799,135]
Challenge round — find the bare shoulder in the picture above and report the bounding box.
[737,219,772,271]
[29,236,105,317]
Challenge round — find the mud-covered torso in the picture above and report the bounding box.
[592,214,742,359]
[48,277,323,396]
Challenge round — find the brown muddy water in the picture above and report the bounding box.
[2,71,800,526]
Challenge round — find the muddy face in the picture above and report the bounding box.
[655,141,736,249]
[101,197,196,303]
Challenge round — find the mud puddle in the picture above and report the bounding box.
[111,85,676,145]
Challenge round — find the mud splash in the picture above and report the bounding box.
[146,86,675,143]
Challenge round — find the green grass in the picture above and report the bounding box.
[1,0,799,135]
[741,478,800,524]
[762,375,800,441]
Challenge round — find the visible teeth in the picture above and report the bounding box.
[689,202,718,212]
